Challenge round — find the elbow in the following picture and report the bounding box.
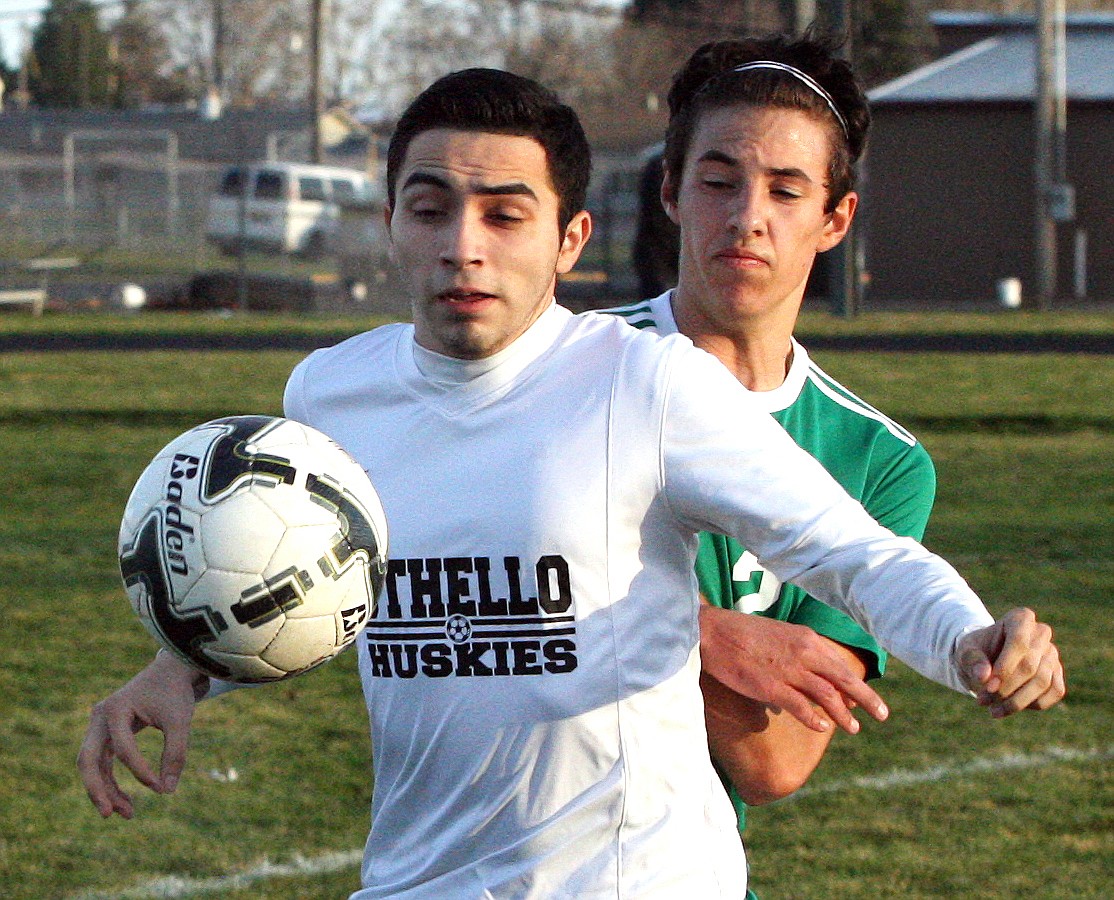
[732,764,813,806]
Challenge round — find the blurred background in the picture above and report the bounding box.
[0,0,1110,317]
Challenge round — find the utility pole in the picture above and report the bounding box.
[309,0,326,164]
[1034,0,1072,310]
[795,0,817,34]
[825,0,858,318]
[213,0,224,94]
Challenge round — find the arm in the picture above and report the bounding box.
[702,632,869,805]
[855,437,1064,715]
[77,650,209,818]
[661,344,1063,707]
[701,442,929,802]
[697,599,886,736]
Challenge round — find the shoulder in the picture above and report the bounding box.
[293,323,406,377]
[593,299,660,332]
[568,307,673,354]
[791,348,935,530]
[591,291,675,335]
[285,323,408,415]
[799,352,923,452]
[566,308,734,407]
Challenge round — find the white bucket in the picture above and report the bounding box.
[996,277,1022,309]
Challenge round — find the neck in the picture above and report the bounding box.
[692,330,794,392]
[670,290,798,392]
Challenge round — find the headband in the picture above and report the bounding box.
[725,61,849,139]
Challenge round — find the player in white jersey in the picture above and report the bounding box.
[78,68,1064,899]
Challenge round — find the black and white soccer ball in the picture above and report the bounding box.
[118,415,388,683]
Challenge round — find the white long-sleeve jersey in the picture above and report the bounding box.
[283,302,992,899]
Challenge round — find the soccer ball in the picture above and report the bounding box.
[118,415,388,683]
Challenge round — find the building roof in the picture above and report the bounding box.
[870,20,1114,104]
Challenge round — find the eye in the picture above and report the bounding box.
[401,190,449,221]
[484,204,529,226]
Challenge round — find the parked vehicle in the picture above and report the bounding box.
[205,162,380,257]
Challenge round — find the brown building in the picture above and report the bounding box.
[863,13,1113,307]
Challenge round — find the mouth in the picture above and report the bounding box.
[436,288,498,312]
[714,248,770,268]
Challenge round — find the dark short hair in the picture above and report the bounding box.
[386,68,591,231]
[663,33,870,213]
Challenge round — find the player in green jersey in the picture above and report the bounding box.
[609,31,1065,895]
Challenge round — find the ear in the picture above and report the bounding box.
[383,203,398,263]
[555,210,593,275]
[817,191,858,253]
[660,171,680,226]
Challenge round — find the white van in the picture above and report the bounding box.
[205,162,381,257]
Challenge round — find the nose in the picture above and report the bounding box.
[728,188,767,237]
[439,209,484,270]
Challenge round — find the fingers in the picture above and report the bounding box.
[158,715,192,793]
[77,657,203,817]
[797,672,888,735]
[828,672,889,724]
[955,635,999,694]
[101,698,162,795]
[763,684,834,734]
[1032,649,1067,710]
[991,608,1052,699]
[77,706,121,818]
[767,668,877,735]
[697,608,888,735]
[987,642,1066,718]
[799,676,858,734]
[78,701,138,819]
[961,609,1067,718]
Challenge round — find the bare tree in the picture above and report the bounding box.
[324,0,384,105]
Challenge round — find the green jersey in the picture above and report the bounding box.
[601,293,936,832]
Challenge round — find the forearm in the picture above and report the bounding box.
[701,635,868,804]
[702,671,833,805]
[664,357,991,692]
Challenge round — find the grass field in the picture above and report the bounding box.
[0,312,1111,899]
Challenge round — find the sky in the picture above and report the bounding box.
[0,1,36,70]
[0,0,629,87]
[0,0,125,72]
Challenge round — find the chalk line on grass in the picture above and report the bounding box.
[789,743,1113,800]
[72,849,363,900]
[72,744,1109,899]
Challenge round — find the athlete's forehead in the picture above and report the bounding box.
[396,128,557,201]
[685,104,832,179]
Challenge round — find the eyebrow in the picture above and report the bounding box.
[401,171,538,200]
[696,150,815,184]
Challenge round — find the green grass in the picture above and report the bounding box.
[1,317,1111,899]
[2,307,1114,338]
[0,239,339,286]
[0,310,390,338]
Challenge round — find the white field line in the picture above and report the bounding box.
[72,744,1109,899]
[71,849,363,900]
[789,743,1113,800]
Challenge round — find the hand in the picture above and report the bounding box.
[77,651,208,819]
[699,602,888,735]
[955,607,1066,718]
